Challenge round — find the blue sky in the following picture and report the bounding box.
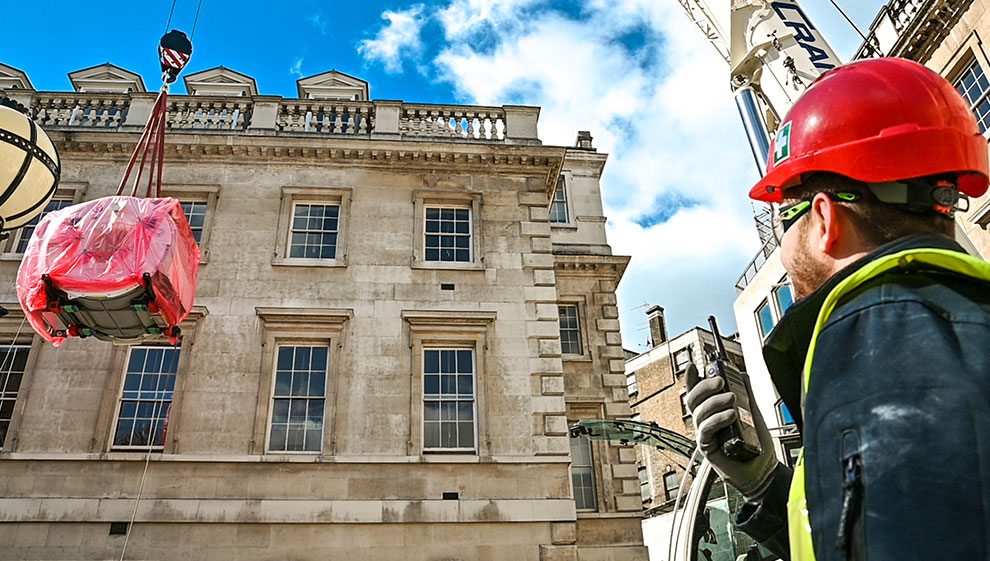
[2,0,887,349]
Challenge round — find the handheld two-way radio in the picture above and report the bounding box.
[703,315,762,461]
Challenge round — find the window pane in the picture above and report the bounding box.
[0,347,29,450]
[424,207,471,262]
[423,348,476,450]
[775,284,794,314]
[558,305,582,355]
[14,199,72,253]
[756,300,775,337]
[113,346,176,449]
[269,345,329,452]
[288,203,340,260]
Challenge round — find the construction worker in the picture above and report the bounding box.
[686,57,990,561]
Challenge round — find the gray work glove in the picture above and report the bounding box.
[685,363,778,502]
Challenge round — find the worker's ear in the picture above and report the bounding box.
[810,193,841,254]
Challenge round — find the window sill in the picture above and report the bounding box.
[411,261,485,271]
[272,257,347,268]
[561,355,593,363]
[550,223,579,230]
[0,253,23,262]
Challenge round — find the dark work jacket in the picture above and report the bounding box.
[737,233,990,560]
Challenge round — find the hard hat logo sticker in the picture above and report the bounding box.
[773,121,792,166]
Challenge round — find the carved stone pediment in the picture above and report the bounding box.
[0,63,33,91]
[183,66,258,96]
[296,70,369,101]
[68,63,145,93]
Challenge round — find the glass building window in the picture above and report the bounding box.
[570,435,597,510]
[269,345,328,452]
[674,348,691,372]
[13,199,72,254]
[423,349,476,450]
[0,346,30,450]
[778,401,795,425]
[180,201,208,244]
[663,471,681,501]
[425,207,471,262]
[954,58,990,134]
[113,347,180,449]
[639,467,651,502]
[289,203,339,260]
[756,299,775,338]
[774,283,794,315]
[558,305,583,355]
[627,371,638,396]
[549,178,569,223]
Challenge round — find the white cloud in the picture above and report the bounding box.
[360,0,781,341]
[428,1,764,340]
[289,57,304,78]
[358,4,428,73]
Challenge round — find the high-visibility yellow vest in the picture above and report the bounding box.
[786,248,990,561]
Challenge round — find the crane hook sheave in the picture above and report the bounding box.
[0,102,60,232]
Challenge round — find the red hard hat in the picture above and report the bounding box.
[750,57,989,203]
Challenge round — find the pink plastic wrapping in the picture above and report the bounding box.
[17,196,201,346]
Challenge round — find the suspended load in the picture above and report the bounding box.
[17,197,200,346]
[0,100,60,233]
[17,30,200,346]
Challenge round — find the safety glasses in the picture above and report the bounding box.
[771,192,860,244]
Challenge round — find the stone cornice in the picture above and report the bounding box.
[51,131,566,177]
[553,254,630,281]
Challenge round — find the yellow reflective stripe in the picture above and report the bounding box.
[788,248,990,561]
[788,450,816,560]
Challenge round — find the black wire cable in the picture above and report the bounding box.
[191,0,205,39]
[163,0,178,33]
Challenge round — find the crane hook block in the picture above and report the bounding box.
[159,30,193,84]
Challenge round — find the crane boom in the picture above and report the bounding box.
[673,0,843,242]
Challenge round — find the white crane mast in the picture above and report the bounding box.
[675,0,843,242]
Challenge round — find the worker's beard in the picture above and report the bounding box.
[787,223,835,300]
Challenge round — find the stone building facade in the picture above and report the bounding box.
[623,307,744,516]
[0,63,645,560]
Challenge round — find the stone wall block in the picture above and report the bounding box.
[529,357,564,375]
[612,464,637,479]
[619,448,637,463]
[535,303,558,320]
[595,319,621,332]
[533,435,571,456]
[530,206,550,222]
[598,345,625,359]
[539,338,562,357]
[540,544,578,561]
[551,522,578,545]
[608,359,626,373]
[523,253,556,269]
[524,286,558,303]
[519,192,549,207]
[601,305,619,319]
[527,319,561,338]
[532,237,552,253]
[521,222,552,237]
[602,374,626,387]
[615,495,642,512]
[593,292,617,305]
[531,395,566,414]
[598,280,617,293]
[605,401,632,417]
[605,332,622,346]
[544,415,569,436]
[541,375,565,396]
[532,269,556,286]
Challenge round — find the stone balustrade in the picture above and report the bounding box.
[167,97,252,130]
[10,91,541,144]
[399,104,505,142]
[33,94,129,128]
[277,100,374,135]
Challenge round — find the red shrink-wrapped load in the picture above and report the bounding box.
[17,196,201,346]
